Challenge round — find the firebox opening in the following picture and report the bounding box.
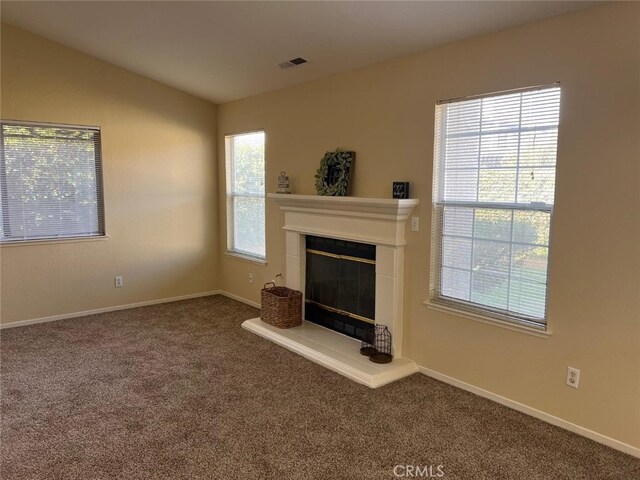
[304,235,375,342]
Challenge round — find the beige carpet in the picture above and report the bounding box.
[1,295,638,479]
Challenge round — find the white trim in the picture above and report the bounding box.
[418,366,640,459]
[218,291,261,309]
[437,82,560,105]
[0,235,110,248]
[0,290,261,330]
[1,118,100,131]
[424,301,551,338]
[224,252,267,265]
[0,291,222,329]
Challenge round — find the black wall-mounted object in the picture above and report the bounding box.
[392,182,409,199]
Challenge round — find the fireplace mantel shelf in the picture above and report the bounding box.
[268,193,419,220]
[268,193,419,248]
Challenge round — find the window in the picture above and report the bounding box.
[0,121,105,243]
[430,85,561,328]
[225,131,265,260]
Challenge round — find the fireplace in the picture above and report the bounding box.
[304,235,375,342]
[242,194,419,388]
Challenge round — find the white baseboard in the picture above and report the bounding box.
[218,291,261,309]
[418,366,640,459]
[0,290,259,330]
[0,290,222,329]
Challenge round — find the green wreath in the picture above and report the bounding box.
[314,150,355,196]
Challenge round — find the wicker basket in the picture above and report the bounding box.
[260,282,302,328]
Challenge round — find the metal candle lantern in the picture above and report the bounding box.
[369,325,393,364]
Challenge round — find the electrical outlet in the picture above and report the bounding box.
[411,217,419,232]
[114,276,123,288]
[566,367,580,389]
[248,273,254,284]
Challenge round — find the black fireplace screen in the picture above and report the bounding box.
[305,235,375,341]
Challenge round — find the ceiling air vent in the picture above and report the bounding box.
[278,57,309,70]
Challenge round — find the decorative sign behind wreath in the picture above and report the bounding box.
[314,150,355,196]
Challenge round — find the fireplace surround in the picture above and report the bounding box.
[242,193,419,387]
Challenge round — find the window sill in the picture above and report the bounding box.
[224,251,267,266]
[423,300,551,338]
[0,235,109,247]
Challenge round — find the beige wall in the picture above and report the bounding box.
[0,24,219,324]
[217,3,640,448]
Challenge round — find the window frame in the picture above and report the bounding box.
[0,119,106,245]
[224,130,266,262]
[428,84,561,331]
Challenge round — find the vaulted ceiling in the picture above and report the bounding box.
[2,1,600,103]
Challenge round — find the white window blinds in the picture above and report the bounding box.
[225,131,265,260]
[0,121,105,243]
[431,85,561,327]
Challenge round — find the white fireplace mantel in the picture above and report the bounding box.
[242,193,420,388]
[268,193,419,247]
[268,193,419,219]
